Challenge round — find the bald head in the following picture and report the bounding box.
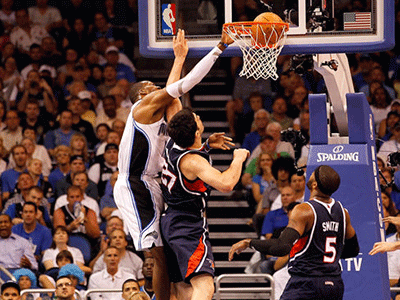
[129,81,153,104]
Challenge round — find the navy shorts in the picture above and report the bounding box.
[160,207,215,283]
[280,275,344,300]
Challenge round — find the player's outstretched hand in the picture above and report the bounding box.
[369,241,400,255]
[383,216,400,226]
[233,148,250,163]
[229,239,251,261]
[221,30,234,45]
[208,132,235,150]
[173,29,188,59]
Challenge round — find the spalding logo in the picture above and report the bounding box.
[317,146,359,162]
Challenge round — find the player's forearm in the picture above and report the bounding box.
[166,57,186,86]
[218,158,244,192]
[166,45,225,98]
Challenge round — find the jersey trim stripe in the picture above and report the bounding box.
[195,216,209,274]
[289,202,317,265]
[338,201,346,244]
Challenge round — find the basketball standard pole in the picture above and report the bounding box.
[305,54,390,299]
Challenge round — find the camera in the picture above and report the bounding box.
[281,128,307,148]
[388,152,400,167]
[290,54,314,75]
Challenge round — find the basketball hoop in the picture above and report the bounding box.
[223,21,289,80]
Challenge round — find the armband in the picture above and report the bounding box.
[218,42,229,49]
[341,233,359,258]
[250,227,300,256]
[166,46,223,99]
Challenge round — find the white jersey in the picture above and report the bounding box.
[118,101,169,177]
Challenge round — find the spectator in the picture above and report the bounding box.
[100,171,119,220]
[39,249,74,288]
[370,86,392,132]
[88,143,118,197]
[111,119,125,140]
[48,145,71,191]
[286,86,308,119]
[269,97,293,130]
[241,109,270,153]
[0,214,38,273]
[140,255,155,300]
[18,70,57,117]
[360,66,396,99]
[0,0,16,34]
[26,158,53,202]
[1,145,28,203]
[53,185,100,239]
[250,152,275,205]
[77,91,96,127]
[57,48,78,87]
[69,133,90,166]
[41,36,63,68]
[55,155,98,200]
[28,0,62,33]
[103,46,136,82]
[10,8,49,54]
[0,99,6,131]
[105,215,124,235]
[122,279,140,300]
[12,202,52,262]
[94,123,111,155]
[67,97,97,149]
[95,95,129,127]
[54,276,76,300]
[20,100,50,143]
[42,225,91,275]
[88,246,133,300]
[0,110,23,154]
[378,109,400,141]
[265,122,295,157]
[378,121,400,164]
[88,64,103,88]
[0,281,20,300]
[0,137,7,175]
[91,228,143,281]
[270,173,306,211]
[44,110,77,156]
[90,12,116,43]
[63,18,91,58]
[97,64,118,99]
[12,268,38,300]
[8,137,51,177]
[54,172,100,223]
[58,264,85,291]
[2,56,22,105]
[115,79,133,109]
[20,44,56,81]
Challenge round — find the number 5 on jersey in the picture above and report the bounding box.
[162,161,177,193]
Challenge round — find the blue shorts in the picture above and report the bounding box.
[160,207,215,283]
[280,275,344,300]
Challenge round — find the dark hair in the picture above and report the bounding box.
[122,279,138,291]
[67,185,83,196]
[271,157,296,181]
[29,44,41,52]
[23,201,37,212]
[56,250,74,264]
[314,165,341,196]
[51,226,69,249]
[103,95,116,104]
[96,123,111,132]
[167,108,197,148]
[0,214,11,222]
[55,275,72,284]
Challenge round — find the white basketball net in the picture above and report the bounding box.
[224,22,288,80]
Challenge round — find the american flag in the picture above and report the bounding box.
[343,12,371,30]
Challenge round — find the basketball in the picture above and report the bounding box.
[252,12,285,46]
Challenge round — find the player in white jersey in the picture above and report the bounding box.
[114,29,233,300]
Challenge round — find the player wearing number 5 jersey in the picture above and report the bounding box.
[229,165,359,300]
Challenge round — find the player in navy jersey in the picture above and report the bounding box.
[161,108,249,300]
[114,30,234,300]
[229,165,359,300]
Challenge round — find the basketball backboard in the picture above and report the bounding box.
[138,0,394,58]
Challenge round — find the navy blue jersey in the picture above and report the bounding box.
[161,138,211,212]
[288,199,346,277]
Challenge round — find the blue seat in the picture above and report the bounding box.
[68,234,92,264]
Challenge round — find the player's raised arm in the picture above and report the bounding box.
[180,148,249,193]
[166,29,188,86]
